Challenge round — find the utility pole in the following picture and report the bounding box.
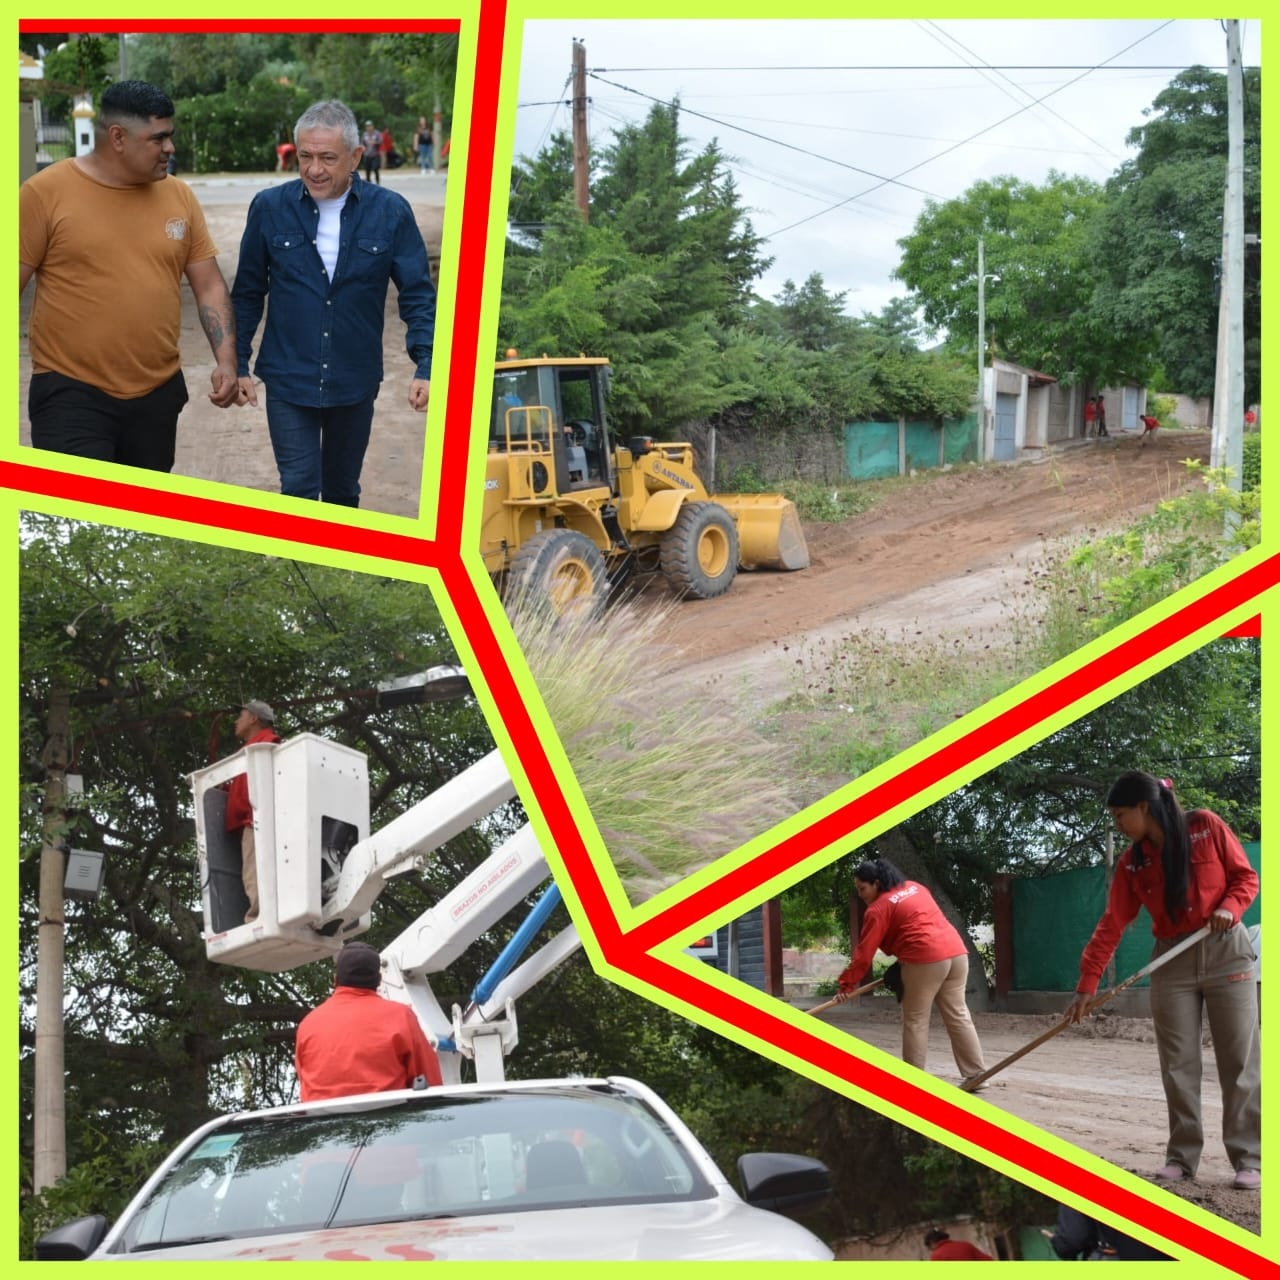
[34,690,70,1192]
[1210,19,1245,490]
[571,40,589,221]
[976,236,988,462]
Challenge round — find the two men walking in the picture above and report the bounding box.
[20,87,436,508]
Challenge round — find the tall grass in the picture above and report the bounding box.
[511,597,800,901]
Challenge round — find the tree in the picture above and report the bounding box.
[894,172,1133,386]
[508,130,577,232]
[34,36,116,119]
[782,639,1260,944]
[501,102,774,432]
[18,518,509,1168]
[1091,66,1262,402]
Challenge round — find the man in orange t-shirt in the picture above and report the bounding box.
[19,80,239,471]
[296,942,443,1101]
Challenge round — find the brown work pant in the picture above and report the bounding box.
[241,825,259,924]
[900,954,986,1078]
[1149,926,1260,1175]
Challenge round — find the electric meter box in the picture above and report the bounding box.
[190,733,371,972]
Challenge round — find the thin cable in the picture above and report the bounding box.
[919,19,1122,165]
[587,71,943,201]
[767,19,1174,238]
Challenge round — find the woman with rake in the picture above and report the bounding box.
[835,857,987,1085]
[1065,771,1260,1190]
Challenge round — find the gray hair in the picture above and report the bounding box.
[294,100,359,151]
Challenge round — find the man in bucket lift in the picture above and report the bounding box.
[296,942,443,1100]
[225,700,280,923]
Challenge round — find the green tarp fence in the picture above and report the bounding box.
[1010,842,1260,991]
[843,414,979,479]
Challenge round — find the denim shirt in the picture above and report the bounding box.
[231,175,436,407]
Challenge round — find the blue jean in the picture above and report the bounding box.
[265,395,376,506]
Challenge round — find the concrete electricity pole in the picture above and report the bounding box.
[572,40,590,221]
[1210,19,1245,489]
[34,690,70,1192]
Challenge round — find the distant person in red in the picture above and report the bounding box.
[924,1228,993,1261]
[1140,413,1160,444]
[1094,394,1108,437]
[296,942,443,1101]
[1083,396,1097,437]
[835,857,986,1083]
[224,700,280,924]
[275,140,296,171]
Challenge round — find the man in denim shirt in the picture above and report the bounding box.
[231,100,436,506]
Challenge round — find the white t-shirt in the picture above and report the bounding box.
[314,188,350,279]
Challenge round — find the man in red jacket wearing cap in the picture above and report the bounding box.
[296,942,443,1101]
[224,699,280,924]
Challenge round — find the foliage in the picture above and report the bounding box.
[34,35,116,118]
[20,1138,162,1258]
[178,77,312,173]
[508,130,576,230]
[895,172,1125,385]
[1034,464,1260,657]
[780,636,1259,945]
[1146,393,1177,424]
[502,109,973,439]
[1091,67,1262,402]
[18,518,509,1176]
[1240,432,1261,491]
[113,32,457,172]
[509,596,799,900]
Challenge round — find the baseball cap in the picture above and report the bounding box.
[238,700,275,725]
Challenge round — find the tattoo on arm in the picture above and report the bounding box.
[198,302,234,350]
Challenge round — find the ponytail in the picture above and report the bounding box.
[1107,770,1190,921]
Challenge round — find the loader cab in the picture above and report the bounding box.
[491,358,614,494]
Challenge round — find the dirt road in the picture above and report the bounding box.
[18,169,446,519]
[816,999,1260,1236]
[660,428,1212,704]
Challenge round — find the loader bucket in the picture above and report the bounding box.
[715,494,811,571]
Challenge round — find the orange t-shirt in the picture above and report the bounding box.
[20,159,217,399]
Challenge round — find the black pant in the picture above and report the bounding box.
[28,370,189,472]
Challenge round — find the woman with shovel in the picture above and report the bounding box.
[1065,771,1260,1190]
[835,857,986,1084]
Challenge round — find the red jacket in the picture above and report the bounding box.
[1077,809,1257,994]
[848,881,967,980]
[930,1240,993,1261]
[296,986,443,1101]
[224,726,280,831]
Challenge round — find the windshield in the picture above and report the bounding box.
[491,368,551,449]
[114,1087,713,1252]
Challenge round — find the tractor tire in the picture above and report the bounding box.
[660,501,739,600]
[506,529,610,620]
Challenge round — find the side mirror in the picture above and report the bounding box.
[738,1152,832,1216]
[34,1214,109,1260]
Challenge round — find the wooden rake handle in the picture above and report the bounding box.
[808,977,885,1016]
[959,925,1212,1092]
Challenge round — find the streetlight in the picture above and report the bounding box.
[976,236,1000,461]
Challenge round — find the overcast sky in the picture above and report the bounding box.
[512,19,1260,320]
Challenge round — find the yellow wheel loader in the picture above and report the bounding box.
[480,355,809,613]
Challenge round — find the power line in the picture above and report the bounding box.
[586,70,945,202]
[917,19,1122,166]
[592,63,1235,72]
[766,19,1174,239]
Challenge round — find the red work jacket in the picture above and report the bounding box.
[296,986,443,1101]
[224,727,280,831]
[1077,809,1257,994]
[848,881,967,979]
